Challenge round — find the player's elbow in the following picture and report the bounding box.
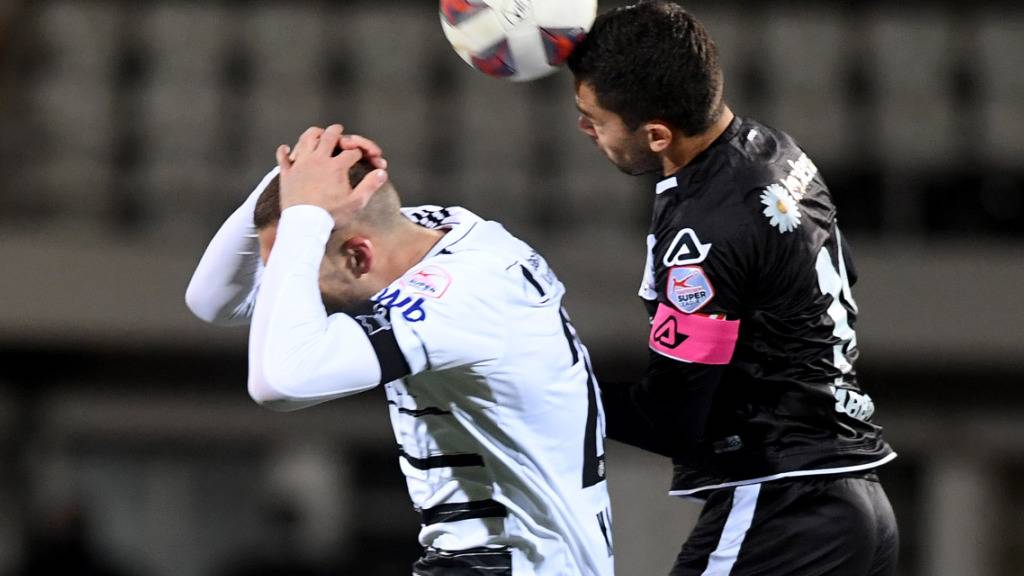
[185,282,250,326]
[248,358,311,407]
[248,337,381,411]
[251,395,307,413]
[247,370,313,412]
[185,281,221,324]
[247,355,344,412]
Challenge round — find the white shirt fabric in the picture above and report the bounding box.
[184,167,278,325]
[185,175,614,576]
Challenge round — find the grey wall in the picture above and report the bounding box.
[1,1,1022,576]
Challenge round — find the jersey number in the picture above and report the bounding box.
[560,308,606,488]
[814,228,858,381]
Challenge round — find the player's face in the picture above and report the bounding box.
[575,82,661,176]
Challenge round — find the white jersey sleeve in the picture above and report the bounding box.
[247,205,382,412]
[185,167,278,325]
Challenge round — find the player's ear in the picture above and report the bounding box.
[343,237,374,277]
[645,122,674,154]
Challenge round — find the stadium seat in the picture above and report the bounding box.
[976,12,1024,169]
[867,9,958,169]
[139,82,223,162]
[36,0,120,77]
[342,6,440,90]
[140,3,231,80]
[242,5,326,83]
[30,79,114,160]
[30,158,114,219]
[763,7,852,166]
[242,88,327,171]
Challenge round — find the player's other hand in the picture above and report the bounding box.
[277,124,389,229]
[287,127,388,170]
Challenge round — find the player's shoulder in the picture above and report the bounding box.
[721,117,833,235]
[402,204,560,292]
[390,209,520,311]
[723,118,809,190]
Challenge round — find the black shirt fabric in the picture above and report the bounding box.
[604,116,895,495]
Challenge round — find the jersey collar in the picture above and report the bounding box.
[654,116,743,195]
[401,205,485,258]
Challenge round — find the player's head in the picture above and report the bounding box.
[568,0,725,175]
[254,160,410,312]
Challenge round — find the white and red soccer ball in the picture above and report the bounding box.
[440,0,598,82]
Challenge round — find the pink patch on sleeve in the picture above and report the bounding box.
[649,303,740,365]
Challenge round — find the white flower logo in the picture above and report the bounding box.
[760,184,802,233]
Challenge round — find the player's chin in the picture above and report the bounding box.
[605,150,659,177]
[614,160,661,178]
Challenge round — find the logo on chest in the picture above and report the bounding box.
[666,266,715,314]
[662,228,711,267]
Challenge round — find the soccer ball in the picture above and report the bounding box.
[439,0,598,82]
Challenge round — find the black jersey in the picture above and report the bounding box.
[608,116,895,495]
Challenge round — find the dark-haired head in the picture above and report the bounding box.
[568,0,724,136]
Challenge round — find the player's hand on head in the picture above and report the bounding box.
[276,124,389,229]
[340,133,388,170]
[287,125,388,169]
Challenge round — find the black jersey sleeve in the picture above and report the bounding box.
[600,353,726,458]
[346,299,413,384]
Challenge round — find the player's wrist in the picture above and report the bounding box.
[279,204,335,234]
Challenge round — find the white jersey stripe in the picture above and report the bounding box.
[701,484,760,576]
[668,452,897,497]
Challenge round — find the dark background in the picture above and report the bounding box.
[0,1,1021,575]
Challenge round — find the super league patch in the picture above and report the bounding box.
[649,303,740,365]
[402,265,452,299]
[666,266,714,314]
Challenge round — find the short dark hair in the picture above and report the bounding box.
[253,159,400,230]
[568,0,724,136]
[253,175,283,230]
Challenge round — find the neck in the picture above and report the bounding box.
[660,105,735,176]
[377,223,447,282]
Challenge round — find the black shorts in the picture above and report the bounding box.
[412,547,512,576]
[670,474,898,576]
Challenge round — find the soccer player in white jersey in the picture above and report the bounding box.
[185,125,614,576]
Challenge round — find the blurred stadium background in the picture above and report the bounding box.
[0,0,1022,574]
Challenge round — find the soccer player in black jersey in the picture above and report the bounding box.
[567,2,898,575]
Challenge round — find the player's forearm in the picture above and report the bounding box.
[602,358,724,458]
[185,168,277,325]
[247,205,381,411]
[599,380,677,457]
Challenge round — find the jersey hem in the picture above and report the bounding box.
[667,451,898,496]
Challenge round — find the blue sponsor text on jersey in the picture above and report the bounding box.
[374,287,427,322]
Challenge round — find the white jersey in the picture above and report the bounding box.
[185,173,614,576]
[376,206,613,575]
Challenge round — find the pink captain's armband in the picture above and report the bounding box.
[649,303,740,365]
